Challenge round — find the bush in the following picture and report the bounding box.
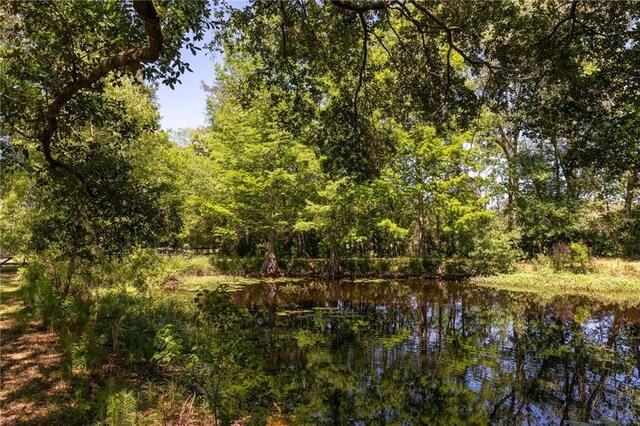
[468,218,522,275]
[570,242,591,273]
[104,388,138,426]
[19,249,196,369]
[551,242,571,271]
[209,257,263,275]
[548,241,591,273]
[20,262,66,328]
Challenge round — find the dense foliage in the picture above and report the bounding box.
[2,0,638,273]
[0,1,639,423]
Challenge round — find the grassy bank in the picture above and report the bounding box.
[472,258,640,306]
[161,255,299,295]
[161,254,510,281]
[163,256,640,307]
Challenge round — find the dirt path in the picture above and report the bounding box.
[0,274,223,425]
[0,274,76,425]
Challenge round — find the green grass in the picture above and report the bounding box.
[0,272,32,321]
[157,256,303,293]
[472,258,640,306]
[162,255,218,277]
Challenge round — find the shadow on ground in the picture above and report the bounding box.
[0,273,86,426]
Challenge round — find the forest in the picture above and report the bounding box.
[1,1,639,425]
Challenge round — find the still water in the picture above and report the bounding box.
[222,280,640,425]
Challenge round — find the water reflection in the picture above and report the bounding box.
[225,280,640,425]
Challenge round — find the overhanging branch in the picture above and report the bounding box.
[407,0,496,72]
[39,0,163,171]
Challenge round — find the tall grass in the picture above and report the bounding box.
[472,257,640,306]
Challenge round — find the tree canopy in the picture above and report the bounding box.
[1,3,639,424]
[1,0,638,266]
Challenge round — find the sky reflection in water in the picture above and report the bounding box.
[225,280,640,425]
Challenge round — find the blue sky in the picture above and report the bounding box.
[156,1,248,130]
[155,43,218,130]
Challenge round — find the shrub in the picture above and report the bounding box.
[468,218,522,275]
[20,261,74,328]
[549,241,591,273]
[163,255,218,277]
[209,257,263,275]
[570,242,591,273]
[104,388,138,426]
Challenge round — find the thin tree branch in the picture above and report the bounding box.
[445,44,452,101]
[407,0,497,74]
[370,29,408,82]
[280,0,287,58]
[386,5,439,79]
[537,0,579,45]
[297,0,330,65]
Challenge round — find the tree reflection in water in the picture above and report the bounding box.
[203,280,640,424]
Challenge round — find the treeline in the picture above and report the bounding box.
[2,67,637,280]
[1,0,638,282]
[164,56,638,276]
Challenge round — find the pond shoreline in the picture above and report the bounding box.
[471,258,640,306]
[3,260,640,424]
[164,254,517,283]
[164,257,640,306]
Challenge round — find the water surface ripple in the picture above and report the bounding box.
[226,280,640,425]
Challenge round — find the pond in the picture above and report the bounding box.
[214,280,640,425]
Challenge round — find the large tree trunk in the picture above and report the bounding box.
[623,169,637,258]
[61,257,77,296]
[415,211,428,259]
[625,169,637,219]
[550,135,563,198]
[565,133,580,201]
[39,0,163,172]
[497,124,519,227]
[327,235,341,278]
[262,229,279,276]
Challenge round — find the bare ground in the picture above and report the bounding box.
[0,274,79,426]
[0,274,220,425]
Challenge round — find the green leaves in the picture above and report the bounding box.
[376,219,409,240]
[153,324,184,365]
